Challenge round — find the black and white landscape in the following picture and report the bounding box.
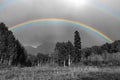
[1,0,120,80]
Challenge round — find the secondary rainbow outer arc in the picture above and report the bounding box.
[8,18,113,43]
[0,0,21,10]
[0,0,120,21]
[90,0,120,21]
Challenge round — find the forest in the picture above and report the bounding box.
[0,22,120,67]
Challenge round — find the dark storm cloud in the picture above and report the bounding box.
[0,0,120,47]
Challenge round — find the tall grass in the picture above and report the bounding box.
[0,66,120,80]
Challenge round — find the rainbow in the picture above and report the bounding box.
[8,18,113,43]
[0,0,21,10]
[90,0,120,20]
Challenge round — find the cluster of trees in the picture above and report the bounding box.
[0,23,83,67]
[54,31,120,66]
[1,22,120,67]
[0,23,51,67]
[81,40,120,60]
[26,53,50,66]
[0,23,27,66]
[54,31,82,66]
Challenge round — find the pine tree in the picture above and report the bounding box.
[74,31,81,49]
[73,31,82,63]
[0,23,11,64]
[0,23,27,66]
[7,31,17,65]
[12,40,27,66]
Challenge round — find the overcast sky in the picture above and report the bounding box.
[0,0,120,48]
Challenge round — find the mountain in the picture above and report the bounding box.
[25,42,55,55]
[24,46,37,55]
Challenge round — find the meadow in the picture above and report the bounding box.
[0,66,120,80]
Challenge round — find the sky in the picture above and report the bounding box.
[0,0,120,48]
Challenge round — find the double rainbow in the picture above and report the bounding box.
[0,0,114,42]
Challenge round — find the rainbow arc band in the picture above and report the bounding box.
[8,18,113,43]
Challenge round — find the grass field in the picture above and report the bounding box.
[0,66,120,80]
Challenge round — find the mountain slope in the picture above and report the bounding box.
[25,42,55,55]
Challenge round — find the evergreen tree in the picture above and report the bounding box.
[55,42,67,66]
[7,31,17,65]
[74,31,81,49]
[26,54,38,66]
[55,41,74,66]
[12,40,27,66]
[73,31,82,63]
[37,53,49,66]
[0,22,27,66]
[0,23,8,64]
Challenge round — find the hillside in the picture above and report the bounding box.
[25,42,55,55]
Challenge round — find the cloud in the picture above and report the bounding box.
[0,0,120,47]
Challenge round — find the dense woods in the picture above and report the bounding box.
[0,23,27,66]
[0,22,120,67]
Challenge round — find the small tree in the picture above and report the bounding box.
[37,53,49,66]
[55,42,68,67]
[55,41,74,67]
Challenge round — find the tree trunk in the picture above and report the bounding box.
[63,60,66,67]
[37,61,40,67]
[1,57,4,64]
[68,55,71,67]
[0,58,3,64]
[8,59,11,65]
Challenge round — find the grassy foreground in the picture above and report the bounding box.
[0,66,120,80]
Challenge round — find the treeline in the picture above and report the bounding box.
[0,23,50,67]
[81,40,120,59]
[54,31,82,66]
[0,23,27,66]
[54,32,120,66]
[1,22,120,67]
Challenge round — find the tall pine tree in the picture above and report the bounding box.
[74,31,81,49]
[0,23,12,64]
[73,31,82,63]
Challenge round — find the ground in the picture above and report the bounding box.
[0,66,120,80]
